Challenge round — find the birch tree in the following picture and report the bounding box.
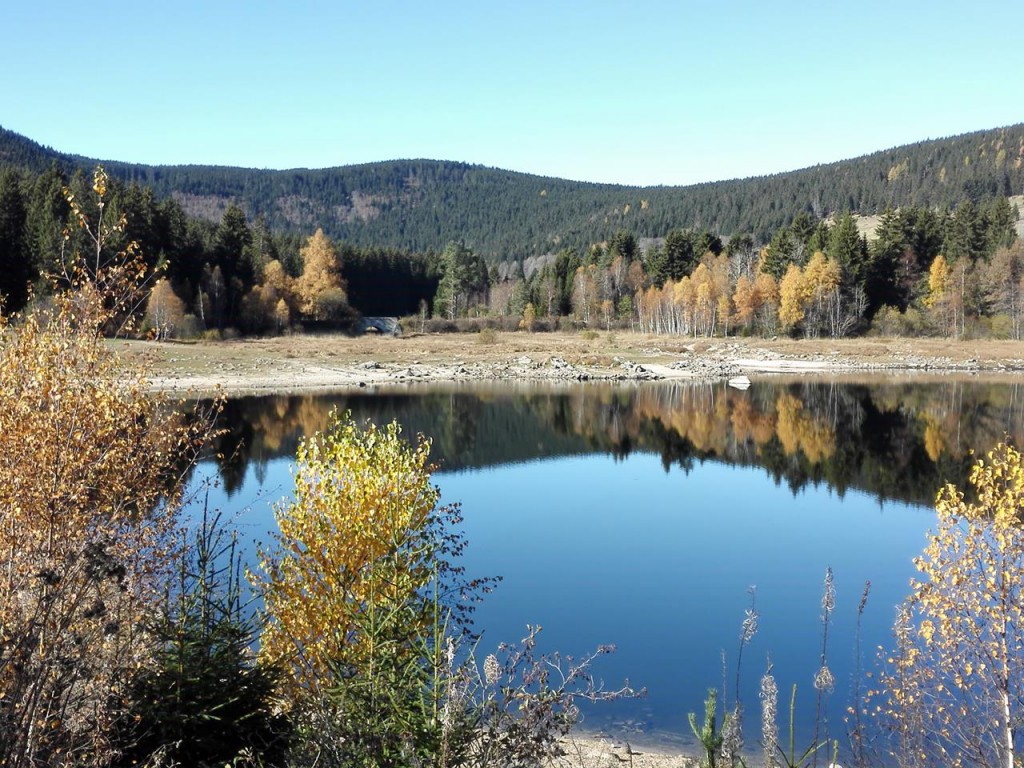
[144,278,186,339]
[0,169,208,767]
[879,442,1024,768]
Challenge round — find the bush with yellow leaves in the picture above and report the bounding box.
[0,169,208,767]
[877,442,1024,768]
[253,412,639,768]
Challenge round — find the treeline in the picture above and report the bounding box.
[2,123,1024,259]
[0,165,438,333]
[0,158,1020,340]
[473,197,1020,339]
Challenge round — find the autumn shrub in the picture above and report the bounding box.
[177,312,200,338]
[451,625,638,768]
[875,441,1024,768]
[0,299,184,767]
[415,316,526,334]
[455,317,495,332]
[0,168,212,767]
[312,286,351,323]
[252,413,480,764]
[869,305,911,337]
[519,301,536,331]
[422,317,458,333]
[253,412,637,767]
[476,326,498,345]
[987,312,1015,339]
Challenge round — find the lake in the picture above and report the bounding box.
[186,376,1024,756]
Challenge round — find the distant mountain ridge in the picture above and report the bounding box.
[2,123,1023,259]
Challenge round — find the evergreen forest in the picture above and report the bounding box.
[0,123,1022,339]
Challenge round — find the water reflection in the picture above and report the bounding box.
[203,377,1024,505]
[184,376,1024,756]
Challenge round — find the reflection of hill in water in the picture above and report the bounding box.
[205,379,1024,506]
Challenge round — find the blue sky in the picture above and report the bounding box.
[2,1,1022,186]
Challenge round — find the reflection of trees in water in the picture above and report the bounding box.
[202,380,1024,506]
[435,392,479,469]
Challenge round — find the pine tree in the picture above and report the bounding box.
[212,204,253,324]
[434,241,481,319]
[0,170,32,312]
[664,228,697,281]
[827,212,868,290]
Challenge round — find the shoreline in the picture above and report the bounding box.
[114,332,1024,396]
[553,735,700,767]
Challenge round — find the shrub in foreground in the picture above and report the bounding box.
[0,169,210,767]
[254,412,639,767]
[877,442,1024,768]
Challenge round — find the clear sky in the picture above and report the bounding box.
[2,1,1022,187]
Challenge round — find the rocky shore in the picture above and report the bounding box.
[123,333,1024,395]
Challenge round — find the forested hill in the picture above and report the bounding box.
[2,123,1024,259]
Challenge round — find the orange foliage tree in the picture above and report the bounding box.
[295,228,348,322]
[144,277,186,339]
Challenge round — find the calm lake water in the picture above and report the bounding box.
[186,376,1024,755]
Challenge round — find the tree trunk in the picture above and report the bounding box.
[1002,689,1013,768]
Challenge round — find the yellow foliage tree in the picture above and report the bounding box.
[61,167,150,336]
[925,254,963,336]
[262,258,294,301]
[253,413,445,698]
[251,413,520,766]
[0,169,207,767]
[691,263,717,336]
[274,297,291,333]
[879,442,1024,768]
[144,277,186,339]
[295,228,347,321]
[802,251,842,337]
[520,301,536,331]
[673,276,694,335]
[238,259,298,335]
[778,263,808,330]
[732,274,757,329]
[571,264,601,325]
[925,254,951,309]
[753,272,779,333]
